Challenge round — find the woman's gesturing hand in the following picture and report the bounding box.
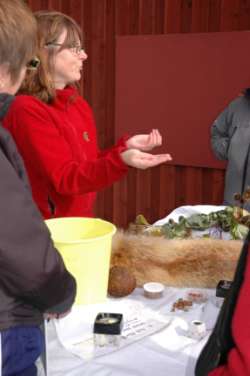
[126,129,162,151]
[44,309,71,320]
[120,149,172,169]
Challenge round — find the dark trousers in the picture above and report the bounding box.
[1,326,44,376]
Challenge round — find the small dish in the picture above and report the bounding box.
[186,290,207,304]
[143,282,165,299]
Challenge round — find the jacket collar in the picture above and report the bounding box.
[0,93,15,120]
[54,85,78,109]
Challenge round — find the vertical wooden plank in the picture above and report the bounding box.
[90,7,107,147]
[164,0,182,33]
[202,168,225,204]
[68,0,83,25]
[104,0,116,147]
[180,0,193,33]
[205,0,224,206]
[48,0,62,9]
[150,163,176,224]
[238,0,250,30]
[82,1,93,102]
[136,169,152,221]
[172,174,186,214]
[220,0,241,30]
[115,0,140,35]
[113,0,141,226]
[135,0,163,225]
[113,168,137,228]
[150,164,174,223]
[138,0,154,34]
[91,0,116,222]
[102,0,117,221]
[158,165,176,221]
[175,166,187,208]
[150,166,161,223]
[28,0,49,11]
[211,169,225,204]
[59,0,71,14]
[82,1,105,220]
[162,0,183,220]
[216,0,241,207]
[191,0,210,32]
[126,168,138,225]
[182,0,209,207]
[113,177,129,227]
[153,0,166,33]
[184,167,203,204]
[208,0,222,32]
[113,0,132,225]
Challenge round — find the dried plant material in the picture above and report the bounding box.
[171,298,193,312]
[128,205,250,240]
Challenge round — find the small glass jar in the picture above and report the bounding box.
[94,333,121,347]
[188,320,207,340]
[93,313,123,347]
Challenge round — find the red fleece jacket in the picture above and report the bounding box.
[3,86,128,218]
[208,246,250,376]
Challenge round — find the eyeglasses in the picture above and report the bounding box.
[26,57,40,70]
[46,43,84,56]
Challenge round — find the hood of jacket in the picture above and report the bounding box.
[0,93,15,120]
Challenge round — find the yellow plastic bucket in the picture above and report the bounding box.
[45,217,116,305]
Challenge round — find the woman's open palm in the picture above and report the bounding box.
[126,129,162,151]
[121,149,172,169]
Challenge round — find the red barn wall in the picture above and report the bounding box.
[26,0,250,227]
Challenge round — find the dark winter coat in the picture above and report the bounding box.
[0,93,76,331]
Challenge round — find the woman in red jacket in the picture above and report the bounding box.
[3,10,171,219]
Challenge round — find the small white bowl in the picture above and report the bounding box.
[186,290,207,304]
[143,282,165,299]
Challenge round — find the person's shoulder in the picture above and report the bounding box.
[228,95,249,110]
[12,94,44,109]
[73,91,89,106]
[8,95,48,118]
[74,93,93,113]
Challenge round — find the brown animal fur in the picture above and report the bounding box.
[111,231,242,288]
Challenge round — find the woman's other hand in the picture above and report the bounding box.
[44,309,71,320]
[120,149,172,169]
[126,129,162,151]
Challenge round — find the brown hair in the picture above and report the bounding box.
[19,10,83,103]
[0,0,36,83]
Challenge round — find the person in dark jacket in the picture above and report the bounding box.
[207,245,250,373]
[195,231,250,376]
[211,91,250,211]
[0,1,76,375]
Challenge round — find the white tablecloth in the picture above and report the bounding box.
[0,206,227,376]
[41,205,225,376]
[43,287,220,376]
